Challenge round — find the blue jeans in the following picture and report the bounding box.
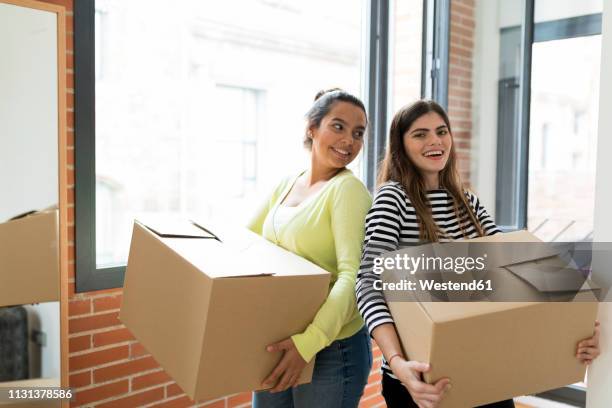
[252,326,372,408]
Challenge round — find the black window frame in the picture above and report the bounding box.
[75,0,412,292]
[362,0,390,191]
[75,0,125,292]
[495,1,602,232]
[422,0,450,109]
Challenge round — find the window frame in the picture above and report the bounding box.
[74,0,399,292]
[422,0,450,109]
[75,0,126,292]
[362,0,390,190]
[495,2,602,233]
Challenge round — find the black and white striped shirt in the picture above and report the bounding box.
[355,181,500,378]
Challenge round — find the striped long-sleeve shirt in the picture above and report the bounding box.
[355,181,501,378]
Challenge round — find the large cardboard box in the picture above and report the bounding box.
[120,220,331,401]
[384,230,599,407]
[0,209,59,307]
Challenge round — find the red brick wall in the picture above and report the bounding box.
[448,0,475,186]
[48,0,476,405]
[67,286,385,407]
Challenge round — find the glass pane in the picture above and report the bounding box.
[528,0,603,241]
[527,4,602,243]
[390,0,423,112]
[94,0,365,267]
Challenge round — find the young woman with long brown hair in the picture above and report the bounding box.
[355,100,600,408]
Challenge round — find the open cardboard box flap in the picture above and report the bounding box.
[465,230,560,268]
[138,217,217,239]
[136,219,269,278]
[136,219,328,279]
[471,230,597,293]
[4,205,58,223]
[505,258,600,292]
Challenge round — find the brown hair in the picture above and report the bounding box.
[303,88,367,150]
[377,100,483,242]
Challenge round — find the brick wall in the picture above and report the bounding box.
[448,0,475,186]
[47,0,476,406]
[67,285,385,408]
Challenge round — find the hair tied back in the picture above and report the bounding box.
[314,87,343,101]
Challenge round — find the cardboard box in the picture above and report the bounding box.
[383,230,599,407]
[120,220,331,401]
[0,209,59,307]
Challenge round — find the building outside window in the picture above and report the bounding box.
[93,0,364,267]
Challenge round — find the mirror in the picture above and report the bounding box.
[0,0,66,403]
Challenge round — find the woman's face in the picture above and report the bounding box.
[309,101,366,170]
[402,111,452,176]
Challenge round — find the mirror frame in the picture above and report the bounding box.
[0,0,68,405]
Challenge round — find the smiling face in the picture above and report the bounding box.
[309,101,366,170]
[402,111,452,180]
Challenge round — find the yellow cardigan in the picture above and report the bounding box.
[248,169,372,363]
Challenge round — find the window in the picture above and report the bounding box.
[527,18,601,242]
[75,0,379,291]
[495,0,602,236]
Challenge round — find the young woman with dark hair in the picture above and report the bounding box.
[355,100,600,408]
[249,89,373,407]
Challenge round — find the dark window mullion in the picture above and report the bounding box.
[421,0,450,108]
[432,0,450,110]
[363,0,390,191]
[75,0,126,292]
[516,0,535,230]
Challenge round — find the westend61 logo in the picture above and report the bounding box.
[372,253,488,275]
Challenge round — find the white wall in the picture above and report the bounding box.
[0,3,58,220]
[586,0,612,406]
